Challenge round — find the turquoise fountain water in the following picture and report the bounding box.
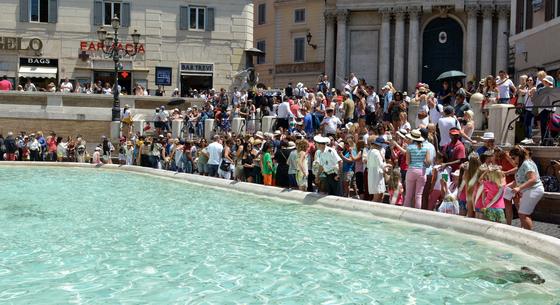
[0,167,559,304]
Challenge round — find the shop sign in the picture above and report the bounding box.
[0,36,43,53]
[19,57,58,67]
[80,41,145,56]
[155,66,172,86]
[180,63,213,74]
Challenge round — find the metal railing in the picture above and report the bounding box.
[503,100,560,145]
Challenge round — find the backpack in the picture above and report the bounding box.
[541,175,560,192]
[547,113,560,133]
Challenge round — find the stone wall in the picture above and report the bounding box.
[0,118,110,144]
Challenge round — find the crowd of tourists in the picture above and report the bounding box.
[2,70,560,232]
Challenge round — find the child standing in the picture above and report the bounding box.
[261,142,274,186]
[428,153,451,210]
[474,164,506,223]
[387,167,404,205]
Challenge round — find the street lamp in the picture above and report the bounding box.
[306,32,317,49]
[97,16,141,122]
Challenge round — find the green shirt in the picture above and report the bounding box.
[262,152,273,175]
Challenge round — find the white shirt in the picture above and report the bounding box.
[60,82,73,93]
[206,142,223,165]
[277,101,291,119]
[319,146,341,174]
[437,116,461,146]
[322,115,341,135]
[497,78,514,99]
[366,93,379,113]
[349,76,358,88]
[429,104,443,125]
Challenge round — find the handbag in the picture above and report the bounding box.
[547,113,560,133]
[417,111,428,120]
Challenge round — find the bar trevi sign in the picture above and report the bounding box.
[0,36,43,54]
[180,63,213,74]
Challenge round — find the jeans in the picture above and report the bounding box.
[523,110,534,139]
[498,98,510,104]
[404,168,427,209]
[207,164,219,177]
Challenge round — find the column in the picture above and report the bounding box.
[407,8,420,93]
[324,10,336,84]
[393,10,405,91]
[495,6,509,74]
[378,9,391,89]
[480,7,494,77]
[335,10,349,89]
[465,5,479,81]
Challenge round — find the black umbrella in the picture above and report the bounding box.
[167,97,186,106]
[436,70,466,81]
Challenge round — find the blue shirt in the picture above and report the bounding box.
[476,146,490,156]
[342,150,354,173]
[304,113,314,135]
[383,92,393,113]
[407,144,429,169]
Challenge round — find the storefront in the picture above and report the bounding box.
[180,63,213,96]
[18,57,58,90]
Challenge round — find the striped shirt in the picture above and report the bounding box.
[407,144,428,169]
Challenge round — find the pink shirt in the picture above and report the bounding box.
[475,181,505,210]
[0,80,12,91]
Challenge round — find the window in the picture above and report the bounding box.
[104,1,121,26]
[294,9,305,23]
[547,0,560,19]
[294,38,305,62]
[30,0,49,23]
[258,3,266,25]
[190,6,206,30]
[516,0,533,33]
[256,40,266,64]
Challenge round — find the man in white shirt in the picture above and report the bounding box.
[314,135,342,196]
[437,106,461,147]
[366,86,380,125]
[204,135,223,177]
[428,95,443,125]
[232,87,241,106]
[321,107,342,137]
[349,73,359,90]
[159,106,170,131]
[496,70,516,104]
[60,78,73,93]
[276,96,292,131]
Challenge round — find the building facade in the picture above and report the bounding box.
[253,0,326,89]
[325,0,511,93]
[510,0,560,78]
[0,0,253,95]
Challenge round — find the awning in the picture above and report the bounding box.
[18,66,58,78]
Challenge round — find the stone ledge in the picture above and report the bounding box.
[2,161,559,265]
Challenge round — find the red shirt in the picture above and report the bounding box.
[443,140,466,171]
[0,80,13,91]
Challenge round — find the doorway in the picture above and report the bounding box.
[181,74,213,96]
[421,17,463,91]
[93,71,133,95]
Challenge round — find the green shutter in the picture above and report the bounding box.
[48,0,58,23]
[121,2,130,27]
[180,6,189,30]
[93,0,103,25]
[20,0,29,22]
[206,7,215,31]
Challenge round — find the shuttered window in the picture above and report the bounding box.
[256,40,266,64]
[294,38,305,62]
[179,6,215,31]
[20,0,57,23]
[92,1,130,27]
[544,0,559,20]
[516,0,534,33]
[257,3,266,25]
